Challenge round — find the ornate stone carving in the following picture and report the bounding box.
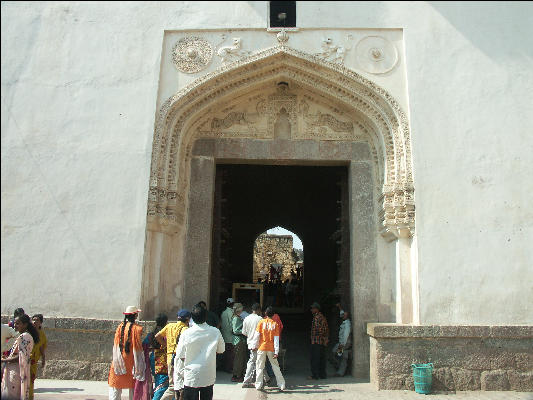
[379,183,415,240]
[315,35,354,64]
[298,99,354,137]
[216,37,250,64]
[267,83,297,138]
[195,95,267,139]
[172,36,213,74]
[193,84,371,143]
[276,29,289,45]
[355,36,398,75]
[148,45,415,238]
[211,112,246,130]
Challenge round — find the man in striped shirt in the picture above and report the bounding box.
[308,302,329,380]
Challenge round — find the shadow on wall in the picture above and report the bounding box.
[430,2,533,61]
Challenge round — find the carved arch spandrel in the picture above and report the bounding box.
[148,46,414,239]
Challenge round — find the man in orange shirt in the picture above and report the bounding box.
[250,306,285,391]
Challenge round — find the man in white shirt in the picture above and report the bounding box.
[241,303,263,388]
[176,304,225,400]
[332,310,352,377]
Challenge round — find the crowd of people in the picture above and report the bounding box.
[1,298,352,400]
[260,264,304,308]
[106,299,287,400]
[107,298,352,400]
[1,307,48,400]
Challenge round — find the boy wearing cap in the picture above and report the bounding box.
[220,298,235,373]
[332,310,351,377]
[156,309,190,400]
[231,303,246,382]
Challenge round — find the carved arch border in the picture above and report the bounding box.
[148,45,414,239]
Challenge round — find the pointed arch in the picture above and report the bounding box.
[147,44,414,239]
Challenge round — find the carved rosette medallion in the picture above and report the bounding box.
[172,36,213,74]
[355,36,398,74]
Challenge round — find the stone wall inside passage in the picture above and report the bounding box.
[252,234,301,282]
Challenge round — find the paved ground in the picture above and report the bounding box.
[34,375,533,400]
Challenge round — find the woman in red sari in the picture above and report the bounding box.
[108,306,145,400]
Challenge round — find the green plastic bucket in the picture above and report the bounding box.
[411,363,433,394]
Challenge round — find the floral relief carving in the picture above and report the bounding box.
[172,36,213,74]
[148,45,414,238]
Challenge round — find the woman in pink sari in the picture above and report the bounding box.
[1,314,40,400]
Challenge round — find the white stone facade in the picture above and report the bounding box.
[1,1,532,326]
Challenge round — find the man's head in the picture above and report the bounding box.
[156,313,168,327]
[198,301,207,309]
[233,303,243,316]
[342,310,350,320]
[177,309,191,323]
[310,302,321,314]
[191,304,207,325]
[265,306,274,318]
[251,303,262,315]
[226,297,234,308]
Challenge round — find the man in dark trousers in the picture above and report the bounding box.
[176,304,225,400]
[308,302,329,380]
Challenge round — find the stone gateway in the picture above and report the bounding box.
[1,1,532,392]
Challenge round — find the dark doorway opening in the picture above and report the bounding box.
[210,163,351,376]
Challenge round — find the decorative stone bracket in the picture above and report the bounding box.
[379,183,415,241]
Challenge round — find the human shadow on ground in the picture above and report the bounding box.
[263,383,344,394]
[34,387,84,393]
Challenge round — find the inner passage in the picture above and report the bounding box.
[253,227,304,311]
[210,164,351,313]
